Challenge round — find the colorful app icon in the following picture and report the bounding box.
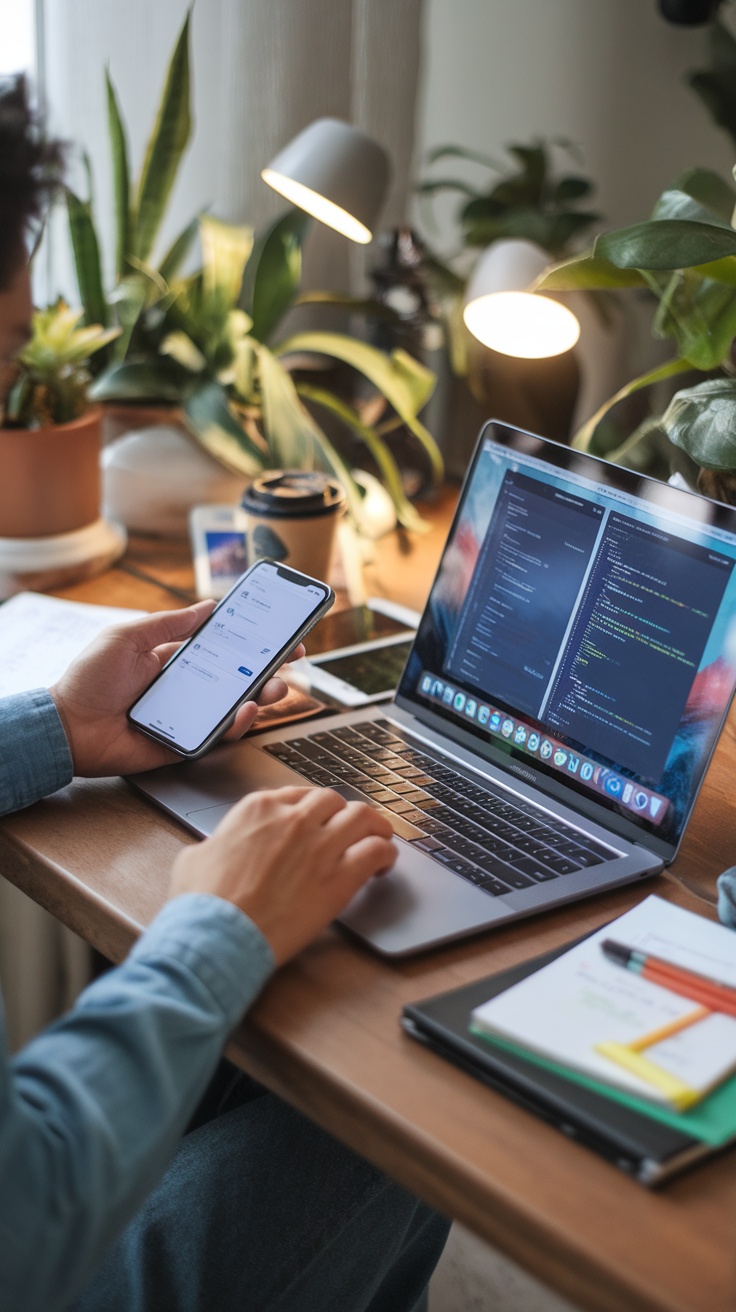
[490,711,501,731]
[501,718,514,738]
[566,754,580,774]
[443,686,454,704]
[477,705,490,726]
[514,725,527,745]
[605,776,624,798]
[465,699,477,718]
[527,732,540,753]
[553,748,568,768]
[421,674,432,693]
[634,789,649,810]
[622,782,633,804]
[432,679,444,698]
[649,796,664,819]
[454,692,466,712]
[540,739,553,759]
[580,761,594,781]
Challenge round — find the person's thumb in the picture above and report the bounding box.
[116,600,216,652]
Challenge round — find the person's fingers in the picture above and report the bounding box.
[336,833,398,893]
[117,601,216,653]
[323,800,394,853]
[220,702,260,740]
[255,676,289,707]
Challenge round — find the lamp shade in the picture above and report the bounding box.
[463,239,580,359]
[261,118,390,244]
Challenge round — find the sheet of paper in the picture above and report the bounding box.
[470,895,736,1105]
[0,592,146,696]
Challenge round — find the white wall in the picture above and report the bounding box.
[414,0,735,254]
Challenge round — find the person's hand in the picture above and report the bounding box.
[50,601,305,778]
[169,786,397,965]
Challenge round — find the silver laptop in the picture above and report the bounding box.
[131,421,736,956]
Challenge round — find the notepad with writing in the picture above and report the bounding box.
[469,896,736,1110]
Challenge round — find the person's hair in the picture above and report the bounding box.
[0,75,65,291]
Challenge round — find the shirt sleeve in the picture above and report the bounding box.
[0,690,73,816]
[0,892,274,1312]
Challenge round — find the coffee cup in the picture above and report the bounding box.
[240,470,346,582]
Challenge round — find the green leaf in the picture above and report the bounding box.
[108,274,150,359]
[256,343,321,468]
[132,12,192,263]
[200,214,254,306]
[649,270,736,370]
[425,143,504,170]
[415,178,480,199]
[245,209,311,344]
[572,357,693,451]
[90,357,188,403]
[674,168,736,223]
[536,252,646,292]
[158,215,200,284]
[650,187,733,228]
[274,331,443,486]
[183,380,265,475]
[65,188,108,328]
[297,383,428,531]
[595,219,736,270]
[106,69,131,280]
[663,377,736,470]
[552,176,593,202]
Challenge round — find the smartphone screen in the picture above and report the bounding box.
[129,560,332,755]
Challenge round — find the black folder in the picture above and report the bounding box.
[401,941,731,1186]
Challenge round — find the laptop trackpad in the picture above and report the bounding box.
[186,802,238,834]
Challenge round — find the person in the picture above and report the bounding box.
[0,76,450,1311]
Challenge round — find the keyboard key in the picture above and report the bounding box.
[410,836,446,853]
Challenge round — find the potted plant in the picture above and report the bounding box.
[65,14,442,536]
[0,299,118,538]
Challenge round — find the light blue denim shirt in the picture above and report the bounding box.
[0,690,275,1312]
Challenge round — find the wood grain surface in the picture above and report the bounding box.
[2,486,735,1312]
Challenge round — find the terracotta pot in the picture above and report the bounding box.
[0,407,102,538]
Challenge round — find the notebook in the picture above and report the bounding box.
[130,420,736,956]
[401,932,736,1186]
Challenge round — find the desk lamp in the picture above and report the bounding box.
[261,117,390,245]
[461,239,581,445]
[463,238,580,359]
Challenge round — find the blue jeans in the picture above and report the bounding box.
[71,1063,450,1311]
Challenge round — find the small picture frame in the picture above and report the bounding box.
[189,504,249,599]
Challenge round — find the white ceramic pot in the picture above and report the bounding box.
[102,424,248,537]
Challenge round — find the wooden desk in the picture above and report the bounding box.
[1,490,735,1312]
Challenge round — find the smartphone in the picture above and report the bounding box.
[128,559,334,758]
[189,504,249,600]
[290,600,418,706]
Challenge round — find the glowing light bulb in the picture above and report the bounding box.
[463,291,580,359]
[261,169,373,244]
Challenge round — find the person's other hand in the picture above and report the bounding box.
[169,786,397,965]
[50,601,305,778]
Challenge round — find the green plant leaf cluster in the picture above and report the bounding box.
[3,300,119,428]
[418,139,600,258]
[69,14,442,529]
[535,160,736,475]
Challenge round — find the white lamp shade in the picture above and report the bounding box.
[261,117,390,244]
[463,239,580,359]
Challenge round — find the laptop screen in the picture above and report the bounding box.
[399,421,736,851]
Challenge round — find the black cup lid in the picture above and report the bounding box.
[241,470,346,518]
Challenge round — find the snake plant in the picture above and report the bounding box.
[67,13,442,530]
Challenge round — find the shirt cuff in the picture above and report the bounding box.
[129,894,275,1028]
[0,689,73,816]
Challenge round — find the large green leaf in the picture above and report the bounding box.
[65,189,108,329]
[132,13,192,263]
[245,209,311,344]
[536,252,646,291]
[106,69,131,280]
[595,219,736,271]
[107,274,149,359]
[200,215,254,306]
[674,168,736,223]
[256,343,321,469]
[274,331,443,485]
[648,268,736,370]
[90,357,188,403]
[183,380,265,475]
[297,383,428,531]
[572,357,693,451]
[159,216,200,284]
[662,377,736,470]
[688,19,736,150]
[650,187,734,228]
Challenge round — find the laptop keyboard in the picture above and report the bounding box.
[263,719,615,898]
